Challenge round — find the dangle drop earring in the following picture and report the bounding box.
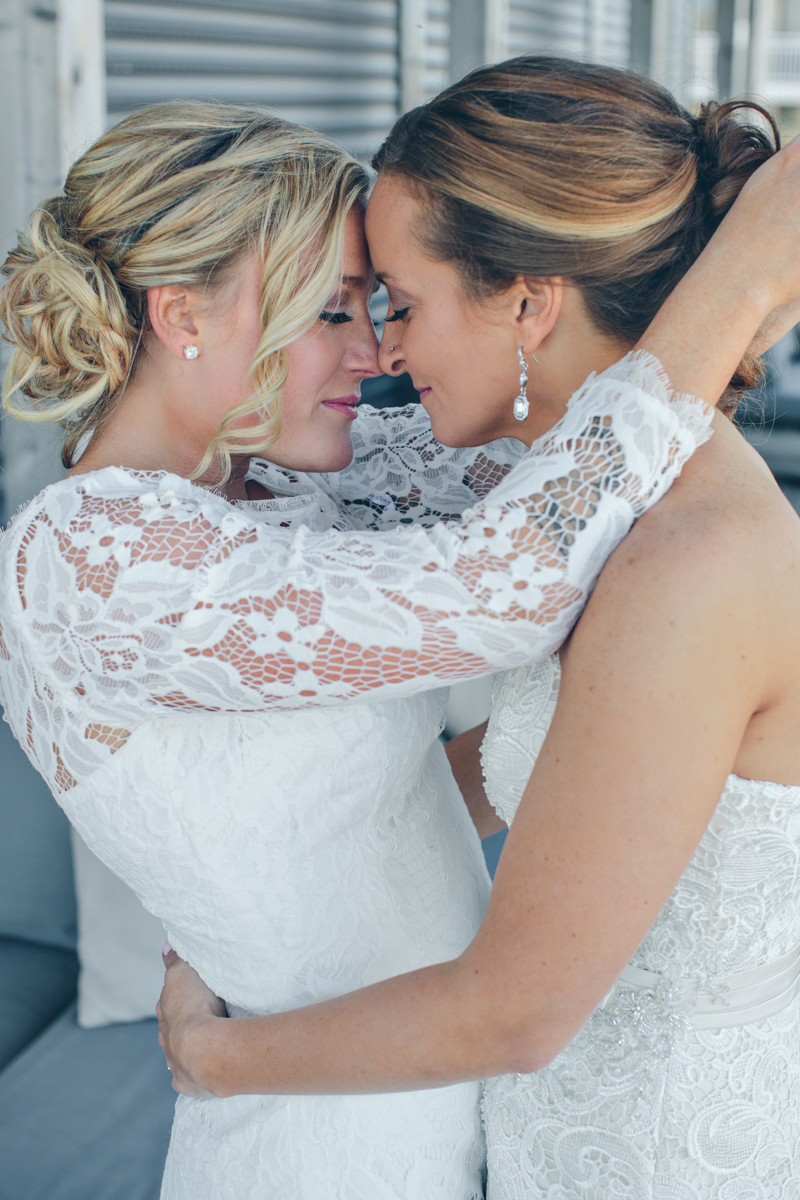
[514,348,529,422]
[513,347,540,422]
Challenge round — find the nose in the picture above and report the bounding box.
[377,329,405,377]
[345,313,381,380]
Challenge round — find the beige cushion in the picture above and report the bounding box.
[71,830,166,1028]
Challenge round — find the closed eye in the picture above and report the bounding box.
[385,307,409,323]
[320,311,354,324]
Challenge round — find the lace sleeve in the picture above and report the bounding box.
[1,352,712,734]
[316,403,527,529]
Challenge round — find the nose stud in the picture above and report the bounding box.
[388,346,396,352]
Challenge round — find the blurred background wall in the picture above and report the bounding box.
[3,0,800,521]
[3,0,800,522]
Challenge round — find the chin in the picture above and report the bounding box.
[427,412,488,450]
[302,436,355,475]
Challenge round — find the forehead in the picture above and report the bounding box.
[339,204,372,283]
[364,175,428,278]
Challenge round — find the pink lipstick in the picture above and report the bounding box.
[322,395,359,419]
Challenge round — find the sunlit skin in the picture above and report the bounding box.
[154,140,800,1105]
[366,174,630,448]
[70,206,380,497]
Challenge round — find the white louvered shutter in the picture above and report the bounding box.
[508,0,631,65]
[424,0,450,98]
[105,0,401,160]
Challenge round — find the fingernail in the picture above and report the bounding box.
[162,939,173,956]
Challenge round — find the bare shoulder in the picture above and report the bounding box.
[567,415,800,786]
[600,414,800,609]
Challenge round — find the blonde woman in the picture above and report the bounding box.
[152,63,800,1198]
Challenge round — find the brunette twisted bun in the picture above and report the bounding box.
[373,57,779,415]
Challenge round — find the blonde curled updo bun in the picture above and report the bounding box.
[1,101,368,476]
[373,56,779,414]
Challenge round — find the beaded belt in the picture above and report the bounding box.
[617,943,800,1030]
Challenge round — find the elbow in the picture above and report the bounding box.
[454,958,579,1078]
[499,1025,562,1076]
[475,991,576,1076]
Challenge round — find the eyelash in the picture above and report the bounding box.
[384,307,410,323]
[320,310,353,325]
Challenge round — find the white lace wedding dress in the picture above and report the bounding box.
[481,656,800,1199]
[0,355,711,1199]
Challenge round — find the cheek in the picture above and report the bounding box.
[281,335,335,423]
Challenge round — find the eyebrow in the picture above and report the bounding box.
[339,274,368,287]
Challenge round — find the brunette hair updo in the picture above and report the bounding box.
[372,56,778,414]
[1,102,368,476]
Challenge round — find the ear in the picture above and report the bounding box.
[504,276,564,355]
[147,285,200,360]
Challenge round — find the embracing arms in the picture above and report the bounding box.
[157,436,769,1096]
[156,140,800,1095]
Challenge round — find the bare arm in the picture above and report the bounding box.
[157,489,760,1097]
[444,720,506,839]
[641,134,800,399]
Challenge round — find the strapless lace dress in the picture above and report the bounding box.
[481,657,800,1199]
[0,355,712,1198]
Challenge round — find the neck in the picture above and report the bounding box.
[518,320,631,446]
[69,339,221,486]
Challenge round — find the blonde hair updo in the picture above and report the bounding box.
[1,101,369,477]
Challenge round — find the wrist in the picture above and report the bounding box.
[181,1011,234,1099]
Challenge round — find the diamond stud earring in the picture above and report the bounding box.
[514,348,529,422]
[183,344,199,360]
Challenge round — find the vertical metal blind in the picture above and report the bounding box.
[104,0,400,160]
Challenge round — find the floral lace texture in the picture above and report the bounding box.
[0,352,710,801]
[316,401,526,528]
[481,659,800,1199]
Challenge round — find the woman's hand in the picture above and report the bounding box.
[710,134,800,318]
[157,943,228,1098]
[638,135,800,406]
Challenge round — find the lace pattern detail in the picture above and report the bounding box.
[317,402,525,528]
[0,352,711,800]
[480,655,560,825]
[481,650,800,1197]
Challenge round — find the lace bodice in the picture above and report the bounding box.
[481,659,800,1198]
[0,352,711,803]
